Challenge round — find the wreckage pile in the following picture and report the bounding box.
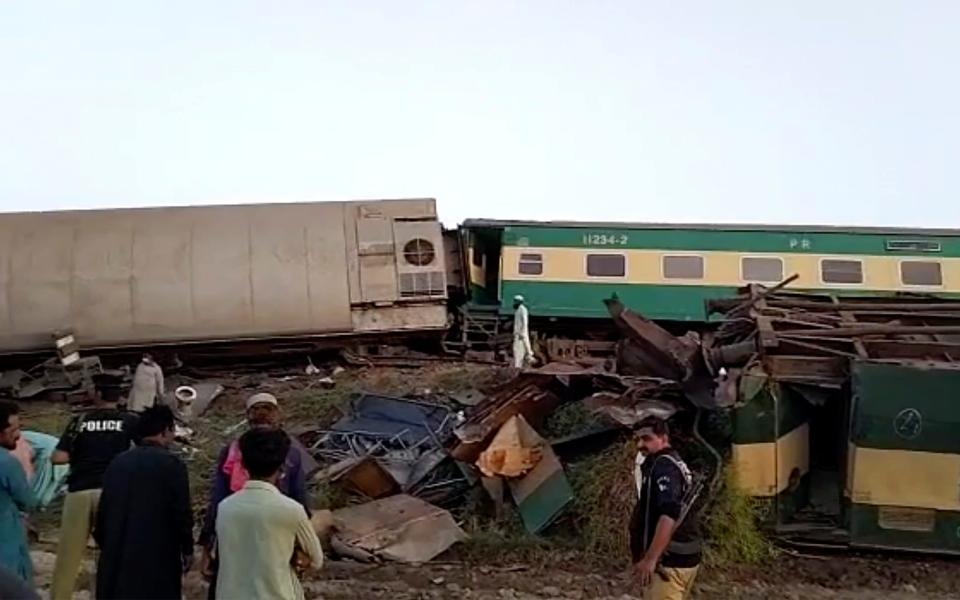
[302,299,711,563]
[304,284,960,563]
[704,281,960,388]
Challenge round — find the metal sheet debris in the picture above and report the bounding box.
[330,393,453,447]
[330,494,466,563]
[476,415,544,478]
[450,373,565,462]
[549,423,622,460]
[304,393,470,506]
[583,395,678,427]
[605,297,701,381]
[2,355,104,401]
[332,456,400,499]
[505,418,574,534]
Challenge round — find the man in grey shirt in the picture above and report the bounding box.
[128,354,164,413]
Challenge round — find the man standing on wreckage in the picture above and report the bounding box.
[629,418,701,600]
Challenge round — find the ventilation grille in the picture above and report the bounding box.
[399,271,445,297]
[886,240,941,253]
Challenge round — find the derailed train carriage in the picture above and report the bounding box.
[4,199,960,555]
[459,219,960,555]
[730,357,960,555]
[0,198,450,353]
[459,218,960,323]
[700,285,960,556]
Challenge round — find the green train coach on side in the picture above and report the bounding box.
[461,219,960,322]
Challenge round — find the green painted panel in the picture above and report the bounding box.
[500,281,736,321]
[468,283,498,305]
[732,382,776,445]
[497,280,960,322]
[502,225,960,257]
[851,362,960,454]
[848,503,960,553]
[777,385,811,442]
[509,468,574,534]
[732,381,809,445]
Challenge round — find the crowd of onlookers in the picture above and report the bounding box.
[0,361,322,600]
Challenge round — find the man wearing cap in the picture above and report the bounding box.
[50,374,138,600]
[199,392,308,600]
[512,295,534,368]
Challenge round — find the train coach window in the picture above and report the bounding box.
[472,246,484,267]
[518,253,543,275]
[900,261,942,286]
[741,257,783,283]
[662,255,704,279]
[821,259,863,284]
[586,254,626,277]
[403,239,436,266]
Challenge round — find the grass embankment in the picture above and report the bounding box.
[20,364,775,571]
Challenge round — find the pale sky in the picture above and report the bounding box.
[1,1,957,227]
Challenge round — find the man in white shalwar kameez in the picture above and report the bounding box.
[512,295,533,368]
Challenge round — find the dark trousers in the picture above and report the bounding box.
[206,556,219,600]
[628,501,646,563]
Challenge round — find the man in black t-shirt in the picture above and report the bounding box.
[629,418,701,600]
[49,374,137,600]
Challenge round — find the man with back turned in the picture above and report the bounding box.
[94,405,194,599]
[50,374,137,600]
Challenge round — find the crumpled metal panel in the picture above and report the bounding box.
[450,373,564,462]
[605,297,701,381]
[331,494,466,563]
[331,393,453,447]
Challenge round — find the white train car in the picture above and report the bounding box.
[0,198,448,353]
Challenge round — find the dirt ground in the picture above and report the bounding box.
[29,552,960,599]
[298,555,960,600]
[17,362,960,599]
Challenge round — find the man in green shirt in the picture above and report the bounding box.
[215,428,322,600]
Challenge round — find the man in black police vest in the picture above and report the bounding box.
[50,373,138,600]
[629,418,700,600]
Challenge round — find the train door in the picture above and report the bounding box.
[356,208,399,303]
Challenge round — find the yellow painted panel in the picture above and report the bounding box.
[845,441,856,499]
[777,422,810,492]
[732,442,777,497]
[501,246,960,293]
[468,247,486,288]
[732,423,810,498]
[850,446,960,511]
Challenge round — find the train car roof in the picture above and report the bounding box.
[0,197,438,218]
[461,218,960,237]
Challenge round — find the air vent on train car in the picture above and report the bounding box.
[886,240,942,253]
[394,220,447,298]
[399,271,446,297]
[402,238,437,266]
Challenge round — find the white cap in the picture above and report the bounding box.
[513,294,525,302]
[245,392,279,410]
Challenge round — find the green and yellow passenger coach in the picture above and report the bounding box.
[462,219,960,321]
[461,219,960,553]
